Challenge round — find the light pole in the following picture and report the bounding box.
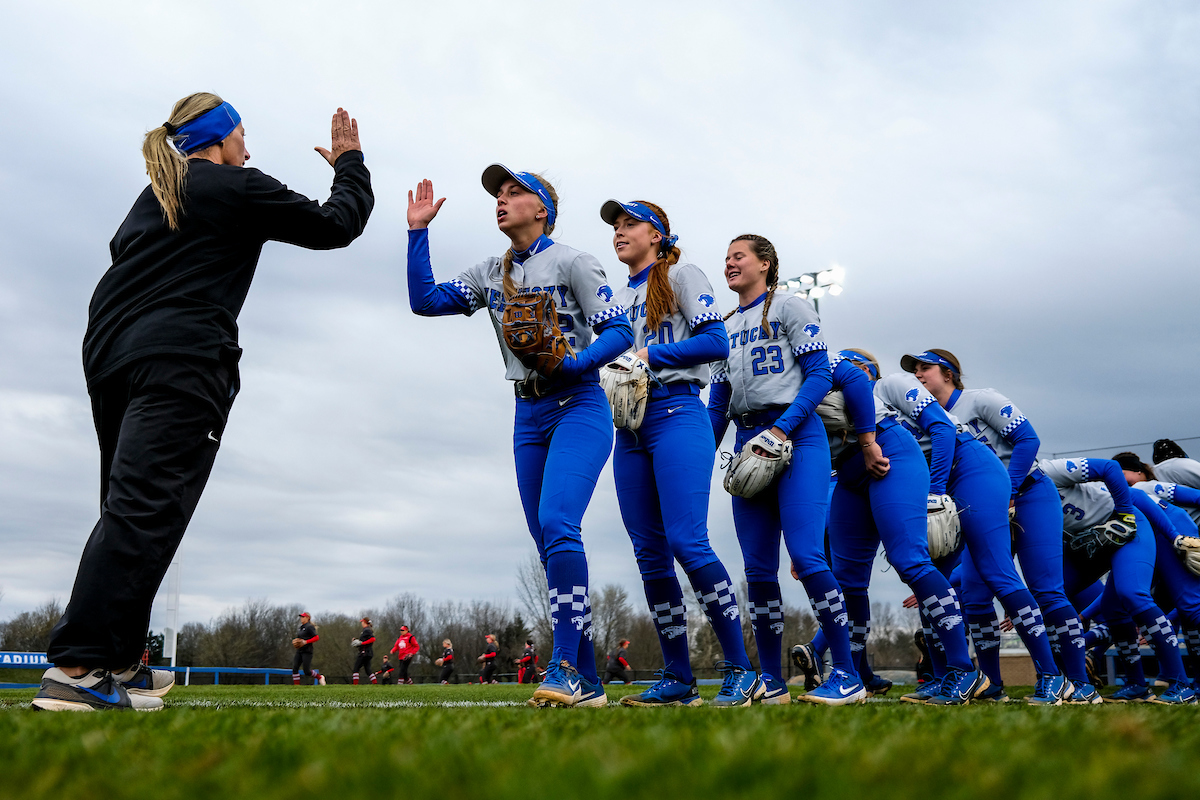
[782,265,845,314]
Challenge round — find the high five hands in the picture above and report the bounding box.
[409,179,447,230]
[315,108,361,166]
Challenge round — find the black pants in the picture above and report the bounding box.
[604,667,630,684]
[438,664,454,683]
[47,356,235,667]
[397,658,412,682]
[480,663,496,683]
[353,654,373,676]
[292,651,315,676]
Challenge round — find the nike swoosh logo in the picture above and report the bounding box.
[207,431,220,443]
[667,406,683,414]
[567,679,580,693]
[559,396,574,407]
[80,685,123,704]
[838,686,857,696]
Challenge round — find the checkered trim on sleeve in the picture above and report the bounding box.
[1077,458,1091,480]
[792,341,828,357]
[909,395,934,420]
[690,311,723,329]
[710,368,729,384]
[830,355,845,368]
[999,414,1028,438]
[448,279,482,313]
[587,305,627,327]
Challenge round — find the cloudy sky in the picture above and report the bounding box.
[2,2,1198,635]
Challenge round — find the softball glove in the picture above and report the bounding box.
[501,291,575,377]
[927,493,962,560]
[600,353,651,430]
[724,429,793,498]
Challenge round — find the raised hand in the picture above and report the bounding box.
[314,107,361,166]
[408,178,446,230]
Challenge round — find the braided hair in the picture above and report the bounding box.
[500,174,559,300]
[636,201,682,331]
[723,234,780,338]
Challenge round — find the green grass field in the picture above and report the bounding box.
[2,683,1197,800]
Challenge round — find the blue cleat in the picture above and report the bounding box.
[1106,682,1156,703]
[711,661,760,708]
[1066,682,1103,705]
[975,682,1013,703]
[1156,681,1198,705]
[530,660,583,707]
[790,642,824,690]
[864,675,893,697]
[577,674,608,708]
[1026,674,1073,706]
[757,674,792,705]
[927,669,990,706]
[901,677,945,705]
[799,668,866,706]
[619,670,702,707]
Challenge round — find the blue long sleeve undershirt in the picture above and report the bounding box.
[916,404,956,495]
[707,381,732,448]
[558,316,634,377]
[1169,485,1200,508]
[831,359,877,437]
[407,228,471,316]
[1131,491,1179,546]
[1005,419,1041,497]
[773,351,834,438]
[648,320,728,371]
[1089,459,1135,514]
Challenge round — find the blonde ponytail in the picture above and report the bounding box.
[501,172,559,300]
[142,92,224,230]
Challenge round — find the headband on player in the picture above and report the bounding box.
[171,101,241,155]
[900,351,960,376]
[839,350,879,380]
[482,164,556,227]
[599,200,679,251]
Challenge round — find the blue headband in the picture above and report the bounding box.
[900,350,960,376]
[599,200,679,251]
[838,350,878,380]
[481,164,556,227]
[171,102,241,155]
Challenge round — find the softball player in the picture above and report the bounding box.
[437,640,455,684]
[478,634,499,683]
[291,613,326,686]
[407,169,633,708]
[1040,457,1194,703]
[351,618,376,684]
[1149,440,1200,529]
[707,234,864,706]
[905,349,1095,702]
[32,95,372,713]
[874,366,1070,704]
[824,350,986,705]
[601,201,760,708]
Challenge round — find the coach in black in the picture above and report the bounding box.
[32,93,373,712]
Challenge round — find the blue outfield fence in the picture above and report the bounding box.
[0,652,292,688]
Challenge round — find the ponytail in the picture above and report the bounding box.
[636,201,681,331]
[501,172,560,300]
[724,234,780,333]
[142,92,224,230]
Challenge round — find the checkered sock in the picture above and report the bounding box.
[644,576,693,682]
[576,601,600,684]
[1112,621,1146,685]
[999,589,1058,675]
[1084,622,1111,649]
[546,551,588,666]
[747,580,784,681]
[967,613,1003,687]
[690,561,752,671]
[1045,605,1088,684]
[803,570,857,676]
[920,609,948,681]
[844,589,872,679]
[1134,608,1187,684]
[911,573,973,673]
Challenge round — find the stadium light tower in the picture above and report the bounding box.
[783,264,845,314]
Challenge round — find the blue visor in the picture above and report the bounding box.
[172,101,241,155]
[900,351,959,375]
[599,200,678,250]
[838,350,878,380]
[481,164,556,227]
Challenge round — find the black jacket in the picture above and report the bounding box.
[84,152,373,388]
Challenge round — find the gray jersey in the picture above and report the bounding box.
[944,388,1031,469]
[826,353,894,462]
[1039,457,1115,533]
[451,242,626,381]
[873,372,952,455]
[615,262,724,386]
[710,293,828,415]
[1149,458,1200,528]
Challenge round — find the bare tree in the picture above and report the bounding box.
[514,551,551,650]
[0,599,63,652]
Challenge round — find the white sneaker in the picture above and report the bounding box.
[31,668,163,712]
[114,663,175,697]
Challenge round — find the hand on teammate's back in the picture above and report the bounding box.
[314,107,361,166]
[408,179,447,229]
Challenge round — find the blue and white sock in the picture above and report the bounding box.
[1045,606,1087,685]
[920,610,948,681]
[1084,622,1111,649]
[644,576,693,682]
[1134,609,1187,684]
[1112,621,1146,685]
[999,589,1058,676]
[915,579,974,673]
[690,562,752,671]
[803,570,857,676]
[747,580,784,681]
[546,551,588,666]
[968,613,1003,687]
[576,600,599,684]
[844,589,872,680]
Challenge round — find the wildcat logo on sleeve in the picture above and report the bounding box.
[698,293,715,307]
[906,388,920,402]
[1000,405,1014,418]
[596,285,614,302]
[803,323,821,338]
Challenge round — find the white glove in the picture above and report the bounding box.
[600,353,651,431]
[724,430,793,498]
[1175,535,1200,577]
[351,639,362,647]
[926,494,962,560]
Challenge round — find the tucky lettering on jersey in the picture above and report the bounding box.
[596,284,614,302]
[698,293,715,307]
[486,284,570,312]
[963,419,996,453]
[730,321,784,349]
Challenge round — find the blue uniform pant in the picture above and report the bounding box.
[513,382,612,668]
[1154,505,1200,629]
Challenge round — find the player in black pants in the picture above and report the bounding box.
[437,640,455,684]
[352,618,376,684]
[374,656,395,685]
[292,613,325,685]
[478,634,499,683]
[603,640,632,684]
[515,639,537,684]
[31,93,373,713]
